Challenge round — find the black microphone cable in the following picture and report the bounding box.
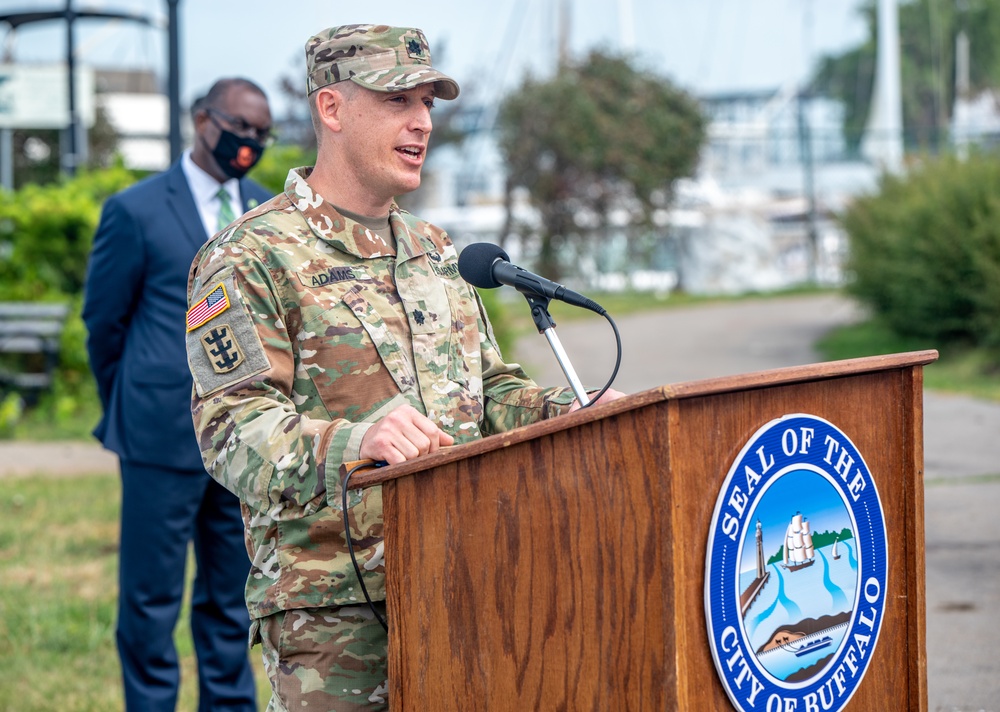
[578,308,622,408]
[341,461,389,633]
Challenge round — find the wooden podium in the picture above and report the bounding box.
[349,351,935,710]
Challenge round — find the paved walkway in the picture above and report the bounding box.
[3,293,997,710]
[0,440,117,478]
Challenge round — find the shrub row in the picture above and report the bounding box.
[841,152,1000,352]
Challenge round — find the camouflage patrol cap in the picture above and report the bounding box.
[305,24,460,100]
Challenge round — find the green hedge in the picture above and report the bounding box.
[248,144,316,195]
[0,164,140,301]
[841,152,1000,351]
[0,145,330,437]
[0,165,142,435]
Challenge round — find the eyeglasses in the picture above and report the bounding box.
[207,107,276,146]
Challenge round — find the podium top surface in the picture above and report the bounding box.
[347,350,938,489]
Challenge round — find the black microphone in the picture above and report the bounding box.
[457,242,605,314]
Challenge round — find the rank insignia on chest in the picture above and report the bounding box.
[186,284,230,331]
[200,323,243,373]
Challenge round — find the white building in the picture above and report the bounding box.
[96,68,174,171]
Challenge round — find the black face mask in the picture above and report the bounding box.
[211,128,264,179]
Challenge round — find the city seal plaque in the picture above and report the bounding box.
[704,413,888,712]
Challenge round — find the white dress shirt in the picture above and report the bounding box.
[181,150,241,238]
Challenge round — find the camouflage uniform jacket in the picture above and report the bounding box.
[186,167,574,619]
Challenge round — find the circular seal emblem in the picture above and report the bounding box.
[705,414,888,712]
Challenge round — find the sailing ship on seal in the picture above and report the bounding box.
[782,511,816,571]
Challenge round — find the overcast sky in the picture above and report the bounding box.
[0,0,869,115]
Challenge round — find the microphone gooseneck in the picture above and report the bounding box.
[457,242,621,408]
[457,242,606,315]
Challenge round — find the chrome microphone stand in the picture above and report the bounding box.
[523,293,590,406]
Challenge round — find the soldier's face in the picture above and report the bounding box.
[338,84,435,205]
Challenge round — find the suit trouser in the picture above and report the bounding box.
[116,459,256,712]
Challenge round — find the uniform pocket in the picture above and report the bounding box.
[340,285,416,393]
[296,284,416,421]
[440,280,485,389]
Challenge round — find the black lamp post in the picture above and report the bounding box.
[64,0,78,174]
[166,0,181,162]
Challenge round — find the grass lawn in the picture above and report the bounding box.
[816,317,1000,402]
[0,472,271,711]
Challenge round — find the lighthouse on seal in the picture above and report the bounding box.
[755,519,766,579]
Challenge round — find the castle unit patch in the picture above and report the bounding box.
[704,414,888,712]
[200,323,243,374]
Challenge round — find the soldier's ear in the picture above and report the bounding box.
[315,86,346,134]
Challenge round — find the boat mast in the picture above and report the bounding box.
[862,0,904,172]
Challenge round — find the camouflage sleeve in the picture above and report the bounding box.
[474,291,576,434]
[187,242,373,520]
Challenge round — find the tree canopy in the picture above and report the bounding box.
[497,50,706,279]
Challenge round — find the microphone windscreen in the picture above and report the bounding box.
[457,242,510,289]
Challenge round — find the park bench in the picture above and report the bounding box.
[0,302,70,405]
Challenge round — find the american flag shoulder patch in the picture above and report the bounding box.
[186,283,231,331]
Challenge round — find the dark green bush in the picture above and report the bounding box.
[476,288,515,357]
[842,152,1000,350]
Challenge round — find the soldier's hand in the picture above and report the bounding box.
[568,388,627,412]
[360,405,455,465]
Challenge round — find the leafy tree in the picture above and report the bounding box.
[497,50,706,280]
[814,0,1000,153]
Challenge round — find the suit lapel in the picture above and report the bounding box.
[239,178,262,213]
[165,162,210,249]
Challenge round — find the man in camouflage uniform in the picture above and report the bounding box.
[186,24,622,711]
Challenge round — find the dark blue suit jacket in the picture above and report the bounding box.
[83,161,272,470]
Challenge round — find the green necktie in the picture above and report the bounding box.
[216,187,236,233]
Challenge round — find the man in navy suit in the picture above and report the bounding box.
[83,77,273,712]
